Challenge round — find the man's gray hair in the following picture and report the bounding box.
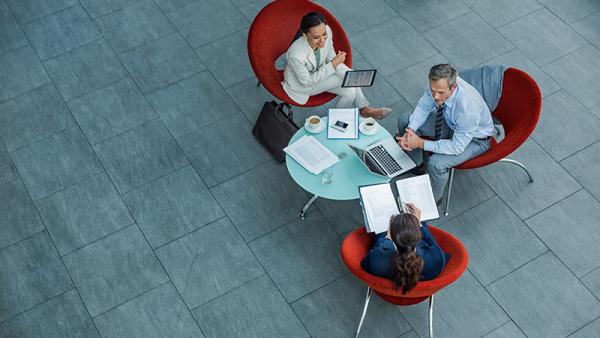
[429,64,458,88]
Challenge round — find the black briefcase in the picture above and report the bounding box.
[252,101,300,162]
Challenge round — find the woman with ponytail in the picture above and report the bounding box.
[282,12,391,119]
[361,204,450,293]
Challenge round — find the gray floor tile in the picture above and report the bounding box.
[196,30,254,88]
[249,214,346,302]
[123,166,225,248]
[230,0,254,8]
[483,321,525,338]
[582,267,600,304]
[351,58,404,107]
[0,45,50,101]
[561,141,600,201]
[531,90,600,161]
[498,9,588,66]
[314,198,364,235]
[210,161,309,241]
[94,283,203,338]
[193,275,308,338]
[537,0,600,23]
[0,1,27,56]
[543,45,600,118]
[377,97,413,135]
[36,173,134,256]
[6,0,77,24]
[177,113,270,187]
[95,0,176,54]
[63,225,169,317]
[387,54,449,107]
[352,17,437,76]
[440,197,547,286]
[0,84,73,151]
[167,0,248,48]
[226,76,276,122]
[433,169,496,224]
[157,217,263,308]
[44,40,127,101]
[0,289,100,338]
[93,119,188,194]
[153,0,196,13]
[475,139,581,219]
[23,6,100,61]
[11,126,103,200]
[425,12,513,69]
[0,231,72,322]
[0,178,43,250]
[385,0,470,32]
[398,270,509,337]
[315,0,400,36]
[238,0,269,23]
[147,71,239,138]
[487,252,600,338]
[526,190,600,277]
[291,274,411,338]
[0,141,16,185]
[462,0,542,27]
[68,77,157,145]
[482,49,561,97]
[570,317,600,338]
[80,0,140,18]
[573,13,600,50]
[399,331,419,338]
[119,33,205,94]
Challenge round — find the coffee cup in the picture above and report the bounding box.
[363,117,376,131]
[305,115,322,131]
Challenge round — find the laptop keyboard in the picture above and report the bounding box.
[370,145,402,174]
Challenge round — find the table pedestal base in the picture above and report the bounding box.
[299,194,318,220]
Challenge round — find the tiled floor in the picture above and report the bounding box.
[1,0,599,337]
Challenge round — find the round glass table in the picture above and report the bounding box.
[286,117,391,219]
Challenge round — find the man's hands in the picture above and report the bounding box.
[331,51,346,68]
[395,128,424,151]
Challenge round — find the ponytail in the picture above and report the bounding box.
[290,11,327,45]
[389,213,424,294]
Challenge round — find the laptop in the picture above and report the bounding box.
[348,137,416,178]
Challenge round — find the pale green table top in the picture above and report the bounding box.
[286,117,391,200]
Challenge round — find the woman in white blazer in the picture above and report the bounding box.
[282,12,391,119]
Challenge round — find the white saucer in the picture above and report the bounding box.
[359,120,380,136]
[305,122,325,134]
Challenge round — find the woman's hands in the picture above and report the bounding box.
[331,51,346,68]
[404,203,422,221]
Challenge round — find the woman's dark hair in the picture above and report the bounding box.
[291,11,327,44]
[389,213,424,294]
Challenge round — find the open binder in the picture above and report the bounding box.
[359,174,439,234]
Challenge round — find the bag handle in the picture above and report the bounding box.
[277,102,293,121]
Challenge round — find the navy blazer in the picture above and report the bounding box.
[361,223,450,281]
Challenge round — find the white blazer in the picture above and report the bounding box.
[282,25,336,105]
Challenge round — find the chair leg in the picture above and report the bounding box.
[428,295,434,338]
[498,158,534,183]
[298,194,318,220]
[444,168,455,216]
[355,287,372,338]
[256,80,261,87]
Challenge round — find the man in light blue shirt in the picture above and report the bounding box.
[397,64,494,203]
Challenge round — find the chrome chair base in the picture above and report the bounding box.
[298,194,318,220]
[444,157,534,216]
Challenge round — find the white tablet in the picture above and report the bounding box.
[342,69,377,87]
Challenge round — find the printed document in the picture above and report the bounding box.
[395,174,439,221]
[284,135,339,175]
[359,184,400,234]
[327,108,359,139]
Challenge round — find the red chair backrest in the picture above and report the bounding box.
[457,67,541,169]
[341,226,468,303]
[247,0,352,102]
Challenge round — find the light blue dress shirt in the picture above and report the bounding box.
[408,77,494,155]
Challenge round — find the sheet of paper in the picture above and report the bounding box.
[284,135,339,175]
[359,184,400,234]
[395,174,439,221]
[327,108,358,139]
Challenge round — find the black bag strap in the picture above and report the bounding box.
[277,102,293,120]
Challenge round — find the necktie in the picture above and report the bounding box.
[434,104,445,140]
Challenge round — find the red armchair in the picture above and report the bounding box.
[247,0,352,107]
[341,226,468,337]
[445,67,542,215]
